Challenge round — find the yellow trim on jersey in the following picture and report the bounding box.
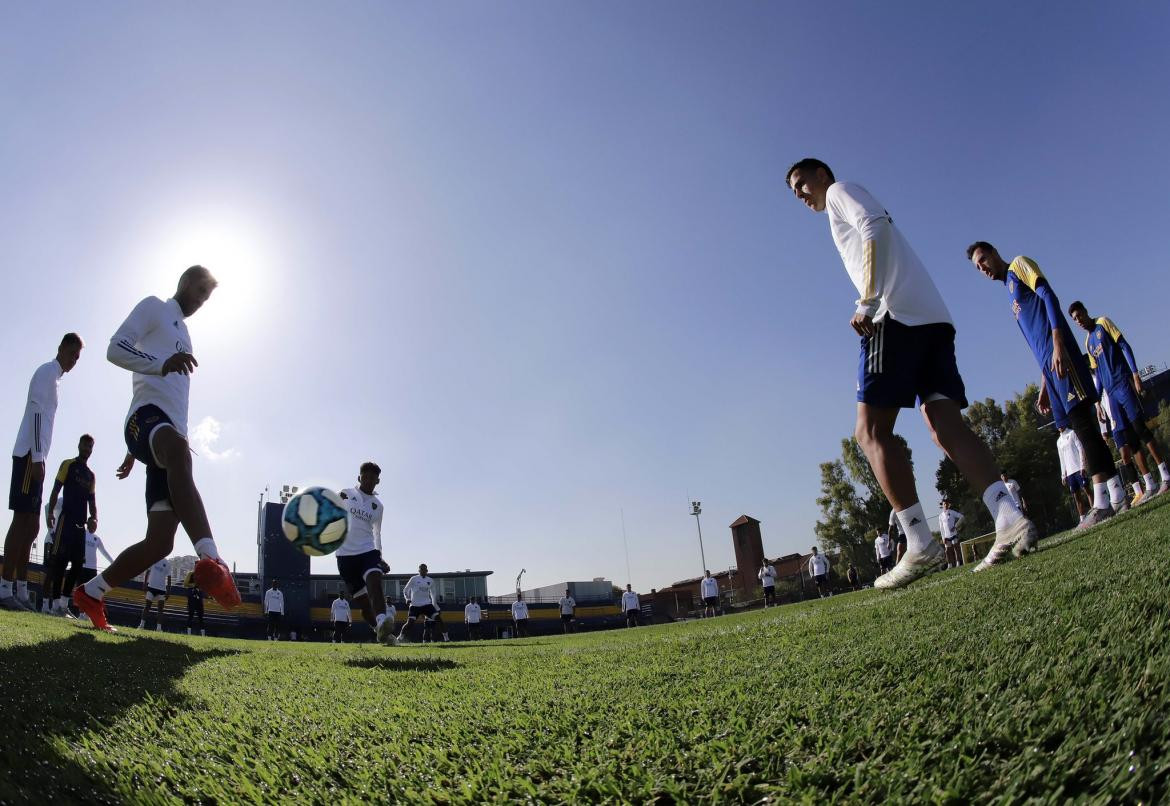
[1008,256,1045,292]
[1084,332,1096,369]
[1097,316,1123,343]
[56,458,72,484]
[862,239,876,301]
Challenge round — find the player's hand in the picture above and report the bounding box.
[850,312,875,337]
[161,352,198,376]
[116,454,135,479]
[1050,336,1069,379]
[378,559,390,574]
[1096,403,1106,424]
[1133,371,1144,395]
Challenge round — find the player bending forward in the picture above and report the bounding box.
[786,159,1034,587]
[336,462,396,645]
[74,267,238,630]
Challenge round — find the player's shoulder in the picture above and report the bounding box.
[338,487,356,500]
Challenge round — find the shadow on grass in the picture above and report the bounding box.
[344,656,459,672]
[0,630,239,803]
[428,640,550,650]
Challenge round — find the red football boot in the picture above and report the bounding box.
[194,557,241,609]
[72,586,117,633]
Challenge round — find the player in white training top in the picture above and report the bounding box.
[786,158,1034,589]
[758,561,777,607]
[558,589,576,633]
[397,563,448,643]
[1056,428,1091,524]
[621,584,641,627]
[336,461,395,645]
[75,267,238,632]
[137,557,171,631]
[331,593,352,643]
[2,333,83,612]
[938,500,965,569]
[510,593,531,638]
[464,598,483,640]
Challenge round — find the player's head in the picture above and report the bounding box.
[78,433,94,460]
[786,158,835,213]
[418,563,428,576]
[516,591,523,601]
[175,265,218,317]
[1000,473,1010,483]
[966,241,1008,281]
[86,516,97,532]
[704,569,711,577]
[626,583,632,591]
[56,332,84,372]
[271,579,279,589]
[565,589,570,596]
[810,546,818,554]
[358,461,381,494]
[1067,300,1093,331]
[336,591,345,600]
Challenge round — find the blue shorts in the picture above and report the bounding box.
[857,319,967,409]
[336,550,387,598]
[125,405,175,512]
[8,453,44,513]
[1041,353,1097,430]
[1065,471,1086,493]
[1107,386,1148,447]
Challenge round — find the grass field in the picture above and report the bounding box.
[3,499,1169,804]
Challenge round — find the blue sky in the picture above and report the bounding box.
[2,2,1167,594]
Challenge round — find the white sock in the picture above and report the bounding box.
[1160,463,1169,483]
[895,503,934,553]
[982,481,1023,529]
[57,597,68,609]
[15,581,28,600]
[1106,476,1124,506]
[193,538,220,561]
[1143,473,1156,493]
[84,574,112,600]
[1094,481,1111,510]
[0,579,13,597]
[1133,482,1145,497]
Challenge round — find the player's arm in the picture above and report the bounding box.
[108,297,197,376]
[1101,318,1143,392]
[26,364,56,470]
[96,538,114,565]
[829,184,892,337]
[46,465,67,528]
[88,480,98,522]
[116,452,135,480]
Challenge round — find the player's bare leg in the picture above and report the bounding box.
[1,513,38,609]
[101,511,179,590]
[854,405,919,510]
[920,400,999,492]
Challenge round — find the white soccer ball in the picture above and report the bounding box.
[281,486,348,556]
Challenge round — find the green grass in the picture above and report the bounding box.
[4,499,1170,804]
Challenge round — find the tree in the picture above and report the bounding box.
[815,435,912,581]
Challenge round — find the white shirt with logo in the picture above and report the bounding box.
[108,297,193,437]
[13,360,63,462]
[700,577,719,598]
[1057,430,1086,479]
[758,565,777,588]
[331,599,351,623]
[511,600,529,620]
[809,553,830,576]
[464,602,481,624]
[146,558,170,591]
[336,487,384,557]
[939,509,964,541]
[84,530,113,570]
[875,533,893,560]
[558,596,576,615]
[403,574,437,607]
[264,588,285,614]
[621,590,640,611]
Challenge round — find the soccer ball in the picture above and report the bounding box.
[282,487,348,556]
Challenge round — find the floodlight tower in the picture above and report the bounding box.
[515,568,526,596]
[690,500,708,573]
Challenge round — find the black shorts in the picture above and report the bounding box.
[76,567,97,585]
[762,585,775,597]
[857,319,968,410]
[336,550,386,598]
[124,405,176,512]
[703,595,718,607]
[625,609,639,618]
[814,573,829,586]
[9,453,44,513]
[145,587,168,602]
[55,521,86,556]
[560,613,573,622]
[408,603,438,619]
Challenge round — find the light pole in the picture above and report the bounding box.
[690,500,707,573]
[515,568,526,597]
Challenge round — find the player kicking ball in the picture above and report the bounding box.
[73,266,239,631]
[786,159,1035,588]
[336,462,396,645]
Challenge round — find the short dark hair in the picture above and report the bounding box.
[1068,300,1087,315]
[80,434,94,443]
[59,332,83,349]
[785,158,835,186]
[966,241,996,260]
[360,461,381,476]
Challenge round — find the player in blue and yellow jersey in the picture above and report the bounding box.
[1068,302,1169,498]
[967,242,1122,526]
[787,158,1035,589]
[43,434,98,615]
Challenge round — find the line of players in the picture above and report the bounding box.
[786,158,1168,591]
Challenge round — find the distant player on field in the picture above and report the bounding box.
[805,547,831,598]
[1069,302,1170,499]
[74,267,239,630]
[938,500,964,569]
[786,160,1033,587]
[1000,475,1028,516]
[44,434,98,616]
[1055,427,1091,524]
[699,570,720,617]
[185,572,205,636]
[331,593,351,643]
[336,461,396,644]
[558,589,576,633]
[138,558,171,631]
[874,528,895,574]
[2,333,83,611]
[510,593,530,638]
[621,584,640,627]
[464,597,482,640]
[758,560,777,607]
[263,579,284,640]
[966,244,1126,526]
[398,563,448,644]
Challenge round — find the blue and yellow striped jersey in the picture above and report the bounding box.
[1005,256,1078,370]
[1084,317,1136,392]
